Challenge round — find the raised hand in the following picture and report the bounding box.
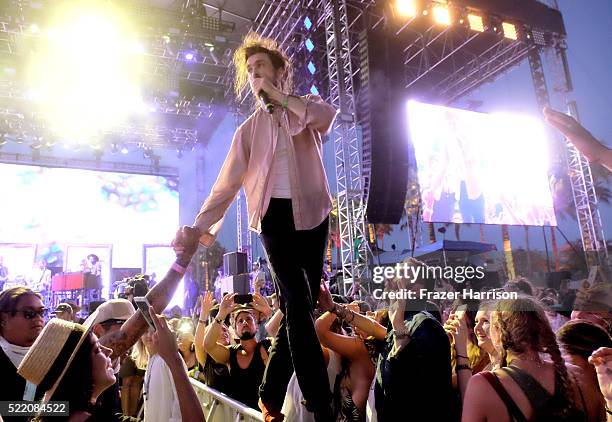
[148,306,180,364]
[588,347,612,403]
[171,226,201,264]
[444,314,469,356]
[318,281,335,313]
[218,293,237,320]
[252,292,273,318]
[250,77,283,103]
[200,291,215,320]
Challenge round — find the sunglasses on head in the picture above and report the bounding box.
[15,308,47,319]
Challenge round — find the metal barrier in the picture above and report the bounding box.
[190,379,264,422]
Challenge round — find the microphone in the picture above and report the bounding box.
[258,90,274,114]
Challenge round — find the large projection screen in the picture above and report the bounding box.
[407,101,557,226]
[0,163,179,297]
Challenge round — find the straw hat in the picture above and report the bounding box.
[17,317,93,401]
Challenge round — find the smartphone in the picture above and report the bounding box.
[234,294,253,305]
[454,304,468,320]
[134,296,156,331]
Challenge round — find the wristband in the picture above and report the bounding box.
[281,94,289,108]
[198,319,207,324]
[214,316,223,325]
[171,262,186,275]
[456,354,469,360]
[456,364,471,372]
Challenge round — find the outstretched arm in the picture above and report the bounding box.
[149,307,205,422]
[544,107,612,172]
[100,226,200,360]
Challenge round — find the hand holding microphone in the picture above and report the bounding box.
[252,76,280,114]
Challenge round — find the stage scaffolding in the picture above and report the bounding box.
[246,0,608,289]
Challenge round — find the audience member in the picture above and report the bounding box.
[462,296,588,421]
[0,287,46,412]
[204,293,271,410]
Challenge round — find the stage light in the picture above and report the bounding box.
[120,145,129,154]
[468,14,485,32]
[432,5,451,26]
[502,22,518,40]
[304,16,312,30]
[30,24,39,33]
[396,0,417,18]
[305,38,314,52]
[26,2,145,144]
[307,61,316,75]
[310,85,319,95]
[184,52,195,61]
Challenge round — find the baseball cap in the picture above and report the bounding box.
[52,303,73,315]
[84,299,135,326]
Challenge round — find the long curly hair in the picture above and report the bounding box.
[492,296,577,412]
[233,32,293,103]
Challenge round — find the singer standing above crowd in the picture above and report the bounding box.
[173,32,338,421]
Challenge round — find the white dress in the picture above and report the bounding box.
[282,349,341,422]
[143,354,186,422]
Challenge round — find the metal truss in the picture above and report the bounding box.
[321,0,370,295]
[528,44,608,269]
[399,23,532,103]
[0,150,178,177]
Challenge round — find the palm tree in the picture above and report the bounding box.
[428,222,437,244]
[524,226,532,277]
[374,224,394,250]
[501,225,516,280]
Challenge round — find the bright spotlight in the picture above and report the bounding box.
[468,14,485,32]
[184,52,195,61]
[396,0,417,18]
[502,22,518,40]
[432,5,451,26]
[26,3,145,144]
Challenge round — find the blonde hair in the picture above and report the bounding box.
[233,32,293,102]
[130,338,148,370]
[493,296,577,412]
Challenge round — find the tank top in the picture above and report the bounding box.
[228,341,269,409]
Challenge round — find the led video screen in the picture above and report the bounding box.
[407,101,557,226]
[0,164,179,282]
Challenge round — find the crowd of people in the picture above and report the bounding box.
[1,28,612,422]
[1,250,611,422]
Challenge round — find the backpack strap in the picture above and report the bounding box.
[481,371,528,422]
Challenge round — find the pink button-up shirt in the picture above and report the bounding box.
[194,94,337,247]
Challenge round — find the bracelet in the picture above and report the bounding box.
[456,354,469,360]
[198,319,207,324]
[214,316,223,325]
[456,364,471,372]
[605,402,612,415]
[394,326,410,338]
[333,304,348,320]
[281,94,289,108]
[171,262,186,275]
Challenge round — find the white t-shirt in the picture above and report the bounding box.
[143,354,186,422]
[281,349,341,421]
[270,130,292,198]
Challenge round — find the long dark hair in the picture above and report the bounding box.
[35,332,95,421]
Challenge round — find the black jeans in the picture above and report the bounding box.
[258,198,331,415]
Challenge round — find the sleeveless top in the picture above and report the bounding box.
[203,354,231,395]
[482,365,586,422]
[228,340,270,409]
